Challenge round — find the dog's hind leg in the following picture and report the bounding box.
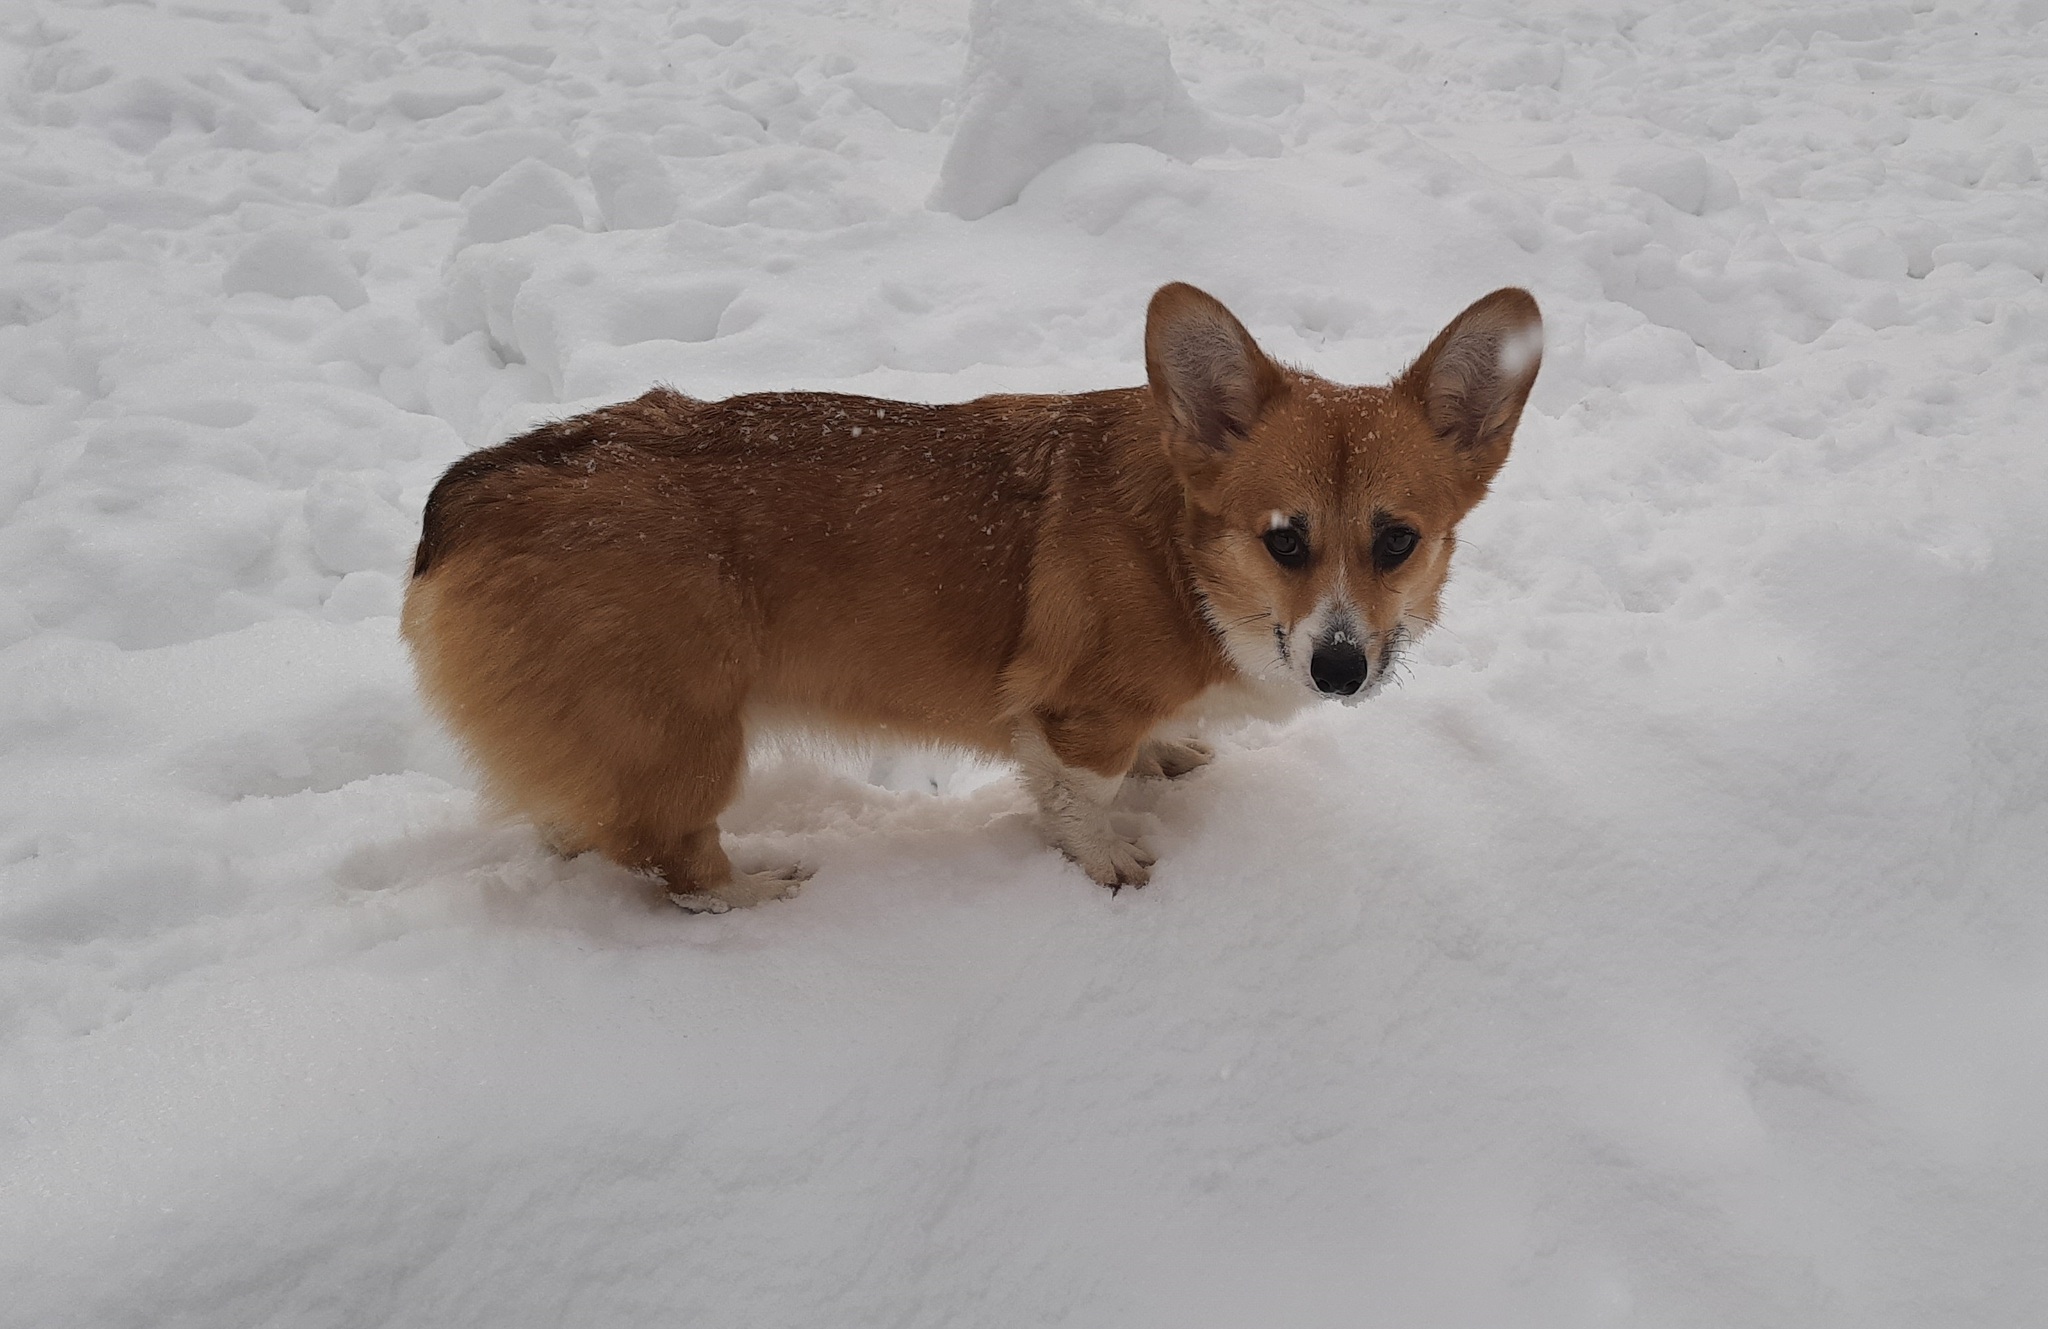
[659,830,809,915]
[586,711,806,913]
[1129,734,1213,780]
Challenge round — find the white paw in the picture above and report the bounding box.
[669,864,810,913]
[1067,832,1156,891]
[1130,737,1214,780]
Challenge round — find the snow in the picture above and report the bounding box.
[929,0,1225,219]
[3,0,2048,1324]
[1498,321,1544,377]
[455,158,588,247]
[222,225,370,310]
[586,134,679,231]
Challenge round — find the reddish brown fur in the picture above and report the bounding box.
[402,283,1540,906]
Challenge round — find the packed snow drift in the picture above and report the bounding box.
[3,0,2047,1325]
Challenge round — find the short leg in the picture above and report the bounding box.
[1129,735,1213,780]
[581,713,804,912]
[1014,716,1155,890]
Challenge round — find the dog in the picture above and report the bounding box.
[402,282,1541,911]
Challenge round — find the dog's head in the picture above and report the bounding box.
[1147,281,1541,702]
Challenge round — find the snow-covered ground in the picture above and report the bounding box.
[5,0,2047,1323]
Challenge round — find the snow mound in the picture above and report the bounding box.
[1613,150,1741,216]
[929,0,1221,220]
[303,470,412,578]
[456,160,588,248]
[384,70,505,122]
[587,135,679,231]
[1013,141,1210,236]
[334,129,581,206]
[222,226,367,310]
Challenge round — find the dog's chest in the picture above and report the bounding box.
[1170,672,1316,732]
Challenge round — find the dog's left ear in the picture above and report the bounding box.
[1396,288,1542,479]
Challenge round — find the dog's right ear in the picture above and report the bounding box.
[1145,283,1285,481]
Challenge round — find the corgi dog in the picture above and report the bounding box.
[402,283,1541,912]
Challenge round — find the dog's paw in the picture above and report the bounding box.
[537,825,592,859]
[1071,834,1155,892]
[1130,737,1213,780]
[669,864,810,913]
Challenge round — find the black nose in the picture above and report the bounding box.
[1310,640,1368,696]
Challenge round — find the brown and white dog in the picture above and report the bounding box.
[402,283,1541,911]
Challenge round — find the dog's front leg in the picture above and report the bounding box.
[1014,713,1154,890]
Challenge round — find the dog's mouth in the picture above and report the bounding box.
[1196,594,1414,703]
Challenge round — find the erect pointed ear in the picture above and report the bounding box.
[1145,283,1286,463]
[1396,288,1542,474]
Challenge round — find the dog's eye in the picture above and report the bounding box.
[1374,526,1419,569]
[1263,526,1308,569]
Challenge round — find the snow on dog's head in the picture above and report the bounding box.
[1146,283,1541,705]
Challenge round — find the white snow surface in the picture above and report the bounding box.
[5,0,2048,1324]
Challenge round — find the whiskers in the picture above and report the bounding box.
[1374,621,1417,694]
[1192,595,1297,683]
